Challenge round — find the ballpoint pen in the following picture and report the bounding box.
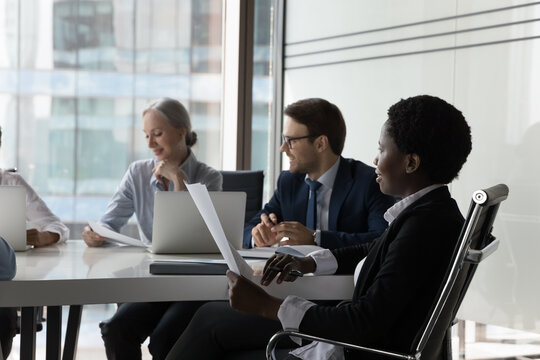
[267,265,303,277]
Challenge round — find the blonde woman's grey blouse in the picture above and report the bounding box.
[99,152,222,245]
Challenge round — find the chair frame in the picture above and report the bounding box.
[266,184,509,360]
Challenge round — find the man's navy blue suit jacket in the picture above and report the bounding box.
[243,157,395,249]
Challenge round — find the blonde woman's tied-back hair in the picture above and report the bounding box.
[143,97,198,147]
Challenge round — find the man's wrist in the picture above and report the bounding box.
[313,230,321,245]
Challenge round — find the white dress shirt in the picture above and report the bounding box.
[0,169,69,242]
[278,184,445,359]
[308,157,340,245]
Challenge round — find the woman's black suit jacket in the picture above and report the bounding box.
[299,186,464,359]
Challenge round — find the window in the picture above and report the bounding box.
[0,0,223,228]
[251,0,274,198]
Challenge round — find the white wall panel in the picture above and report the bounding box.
[284,0,540,334]
[285,0,457,45]
[453,39,540,333]
[457,0,535,14]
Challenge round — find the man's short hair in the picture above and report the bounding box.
[284,98,346,155]
[386,95,472,184]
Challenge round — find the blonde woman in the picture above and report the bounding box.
[82,98,221,360]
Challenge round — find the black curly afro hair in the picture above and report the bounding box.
[386,95,472,184]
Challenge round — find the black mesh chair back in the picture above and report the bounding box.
[414,184,508,359]
[220,170,264,224]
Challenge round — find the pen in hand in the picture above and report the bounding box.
[267,265,303,277]
[268,213,278,226]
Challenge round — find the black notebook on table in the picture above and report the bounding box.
[149,261,228,275]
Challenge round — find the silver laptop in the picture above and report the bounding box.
[150,191,245,254]
[0,186,30,251]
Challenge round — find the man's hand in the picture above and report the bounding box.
[261,254,317,286]
[271,221,315,245]
[26,230,60,247]
[82,226,107,247]
[252,213,279,247]
[226,270,282,320]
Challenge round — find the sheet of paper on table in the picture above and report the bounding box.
[88,220,147,248]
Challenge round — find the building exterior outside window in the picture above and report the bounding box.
[0,0,224,230]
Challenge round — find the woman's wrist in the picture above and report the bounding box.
[301,257,317,274]
[48,231,60,242]
[262,296,283,321]
[173,169,188,191]
[173,174,186,191]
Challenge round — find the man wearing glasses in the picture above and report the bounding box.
[244,98,394,249]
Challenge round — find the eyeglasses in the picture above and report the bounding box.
[281,135,313,149]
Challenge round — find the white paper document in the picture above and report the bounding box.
[275,245,324,257]
[88,220,148,248]
[238,245,324,259]
[237,247,276,259]
[185,183,254,280]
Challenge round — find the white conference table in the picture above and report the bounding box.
[0,240,354,360]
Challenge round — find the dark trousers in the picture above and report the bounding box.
[165,301,298,360]
[100,301,205,360]
[0,307,17,359]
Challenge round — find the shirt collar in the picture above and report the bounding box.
[383,184,445,224]
[150,151,197,191]
[304,157,341,191]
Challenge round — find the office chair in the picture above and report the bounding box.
[266,184,509,360]
[220,170,264,223]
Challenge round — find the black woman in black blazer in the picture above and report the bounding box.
[301,186,463,358]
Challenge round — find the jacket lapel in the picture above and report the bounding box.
[292,174,309,224]
[328,157,353,231]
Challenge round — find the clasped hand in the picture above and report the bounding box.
[252,213,316,247]
[152,160,188,191]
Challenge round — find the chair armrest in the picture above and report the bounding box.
[266,330,418,360]
[465,238,499,264]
